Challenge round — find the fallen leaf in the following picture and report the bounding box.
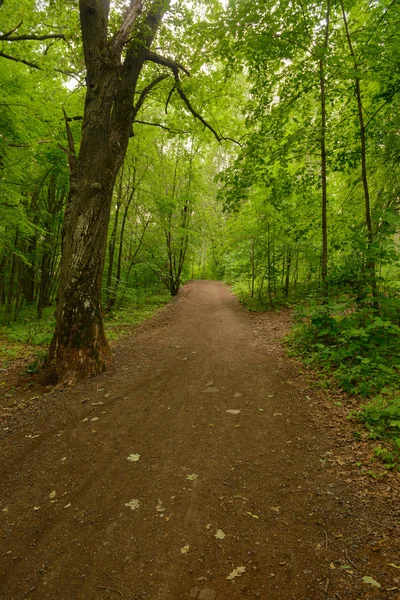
[180,544,190,554]
[234,392,242,398]
[49,490,56,499]
[206,523,211,530]
[226,409,241,415]
[91,417,99,422]
[33,506,40,511]
[186,474,199,481]
[215,529,226,540]
[226,566,246,580]
[388,563,400,569]
[246,511,259,519]
[156,499,165,512]
[362,576,381,588]
[125,499,140,511]
[127,454,140,462]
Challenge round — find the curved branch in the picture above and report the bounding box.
[145,50,190,77]
[0,51,41,70]
[172,69,221,142]
[1,21,23,38]
[165,86,175,114]
[132,73,169,119]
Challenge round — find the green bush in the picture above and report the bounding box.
[289,298,400,396]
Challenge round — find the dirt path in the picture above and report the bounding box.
[1,281,399,600]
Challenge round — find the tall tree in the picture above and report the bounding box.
[44,0,214,384]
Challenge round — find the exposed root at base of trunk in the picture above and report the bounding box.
[42,342,113,388]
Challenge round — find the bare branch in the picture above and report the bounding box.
[0,32,65,41]
[0,51,41,70]
[145,50,190,77]
[133,120,188,135]
[165,86,175,114]
[172,70,221,142]
[133,73,169,119]
[1,21,23,38]
[111,0,142,53]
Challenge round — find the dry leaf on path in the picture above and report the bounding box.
[226,566,246,580]
[186,474,199,481]
[127,454,140,462]
[49,491,56,499]
[226,409,241,415]
[125,499,140,511]
[215,529,226,540]
[246,511,259,519]
[362,576,381,588]
[180,545,190,554]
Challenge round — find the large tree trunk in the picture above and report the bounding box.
[45,0,168,384]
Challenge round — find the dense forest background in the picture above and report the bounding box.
[0,1,399,463]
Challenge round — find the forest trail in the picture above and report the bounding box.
[0,280,399,600]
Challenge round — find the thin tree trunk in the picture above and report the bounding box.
[320,0,331,290]
[267,223,273,307]
[340,0,378,299]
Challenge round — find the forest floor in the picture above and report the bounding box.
[0,280,399,600]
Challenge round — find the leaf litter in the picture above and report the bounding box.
[226,409,241,415]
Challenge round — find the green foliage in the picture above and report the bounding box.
[355,392,400,468]
[289,297,400,396]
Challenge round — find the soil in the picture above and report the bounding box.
[0,280,399,600]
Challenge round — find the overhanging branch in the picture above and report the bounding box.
[145,50,190,77]
[133,120,188,135]
[0,32,65,41]
[172,69,221,142]
[0,51,41,70]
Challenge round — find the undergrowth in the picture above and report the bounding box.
[287,293,400,468]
